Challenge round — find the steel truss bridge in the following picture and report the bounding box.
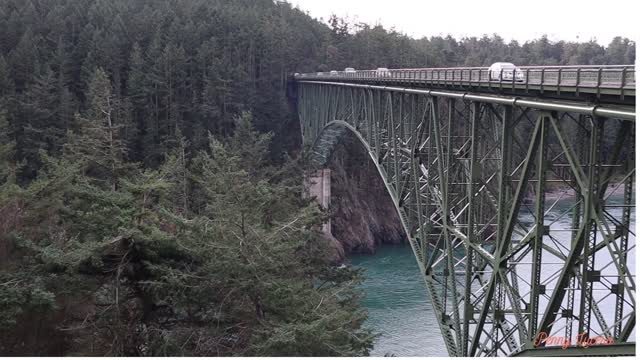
[293,65,636,357]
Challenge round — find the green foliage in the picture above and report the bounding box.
[0,109,374,356]
[65,67,135,190]
[0,274,56,328]
[0,0,633,183]
[0,105,15,184]
[135,113,374,355]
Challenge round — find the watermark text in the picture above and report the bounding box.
[534,332,614,349]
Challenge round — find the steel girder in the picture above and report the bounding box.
[296,81,636,357]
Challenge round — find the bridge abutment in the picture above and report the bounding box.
[304,168,332,237]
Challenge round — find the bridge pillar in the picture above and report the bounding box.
[304,169,331,237]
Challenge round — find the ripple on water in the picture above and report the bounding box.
[349,194,635,356]
[350,246,449,357]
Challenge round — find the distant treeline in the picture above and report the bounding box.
[320,16,635,71]
[0,0,634,180]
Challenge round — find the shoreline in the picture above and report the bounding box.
[545,182,633,200]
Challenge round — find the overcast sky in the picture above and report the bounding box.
[290,0,637,45]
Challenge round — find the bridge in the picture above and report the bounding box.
[299,65,635,104]
[292,65,636,357]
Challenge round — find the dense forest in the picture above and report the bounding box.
[0,0,635,356]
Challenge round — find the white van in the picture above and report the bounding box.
[488,62,524,81]
[376,67,390,77]
[329,70,339,76]
[345,67,356,73]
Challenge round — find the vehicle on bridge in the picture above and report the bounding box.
[489,62,524,81]
[376,67,390,77]
[345,67,356,73]
[330,70,338,76]
[297,65,635,104]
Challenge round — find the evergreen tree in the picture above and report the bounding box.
[159,131,190,215]
[66,67,133,190]
[17,67,67,177]
[1,109,375,356]
[0,105,14,184]
[140,113,375,356]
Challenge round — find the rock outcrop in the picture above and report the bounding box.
[327,136,407,258]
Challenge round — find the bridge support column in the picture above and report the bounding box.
[304,169,331,237]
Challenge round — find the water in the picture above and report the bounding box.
[350,193,635,356]
[351,245,449,357]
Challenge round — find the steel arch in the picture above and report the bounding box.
[297,81,636,357]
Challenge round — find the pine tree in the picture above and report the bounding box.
[159,131,190,215]
[0,56,11,97]
[53,36,76,136]
[0,105,15,184]
[176,113,375,356]
[66,67,133,190]
[18,67,67,177]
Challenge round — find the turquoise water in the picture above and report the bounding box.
[350,246,449,357]
[350,193,635,356]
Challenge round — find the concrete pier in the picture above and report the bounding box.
[305,168,331,237]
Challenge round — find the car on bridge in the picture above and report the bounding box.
[329,70,338,76]
[345,67,356,73]
[376,67,390,77]
[489,62,524,82]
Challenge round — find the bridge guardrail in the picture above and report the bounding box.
[296,65,635,97]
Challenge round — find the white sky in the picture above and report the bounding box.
[290,0,638,45]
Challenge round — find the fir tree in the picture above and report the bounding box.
[66,67,133,190]
[0,103,14,184]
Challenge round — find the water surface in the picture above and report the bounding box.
[351,246,449,357]
[351,193,635,356]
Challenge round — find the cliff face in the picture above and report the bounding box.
[327,137,407,257]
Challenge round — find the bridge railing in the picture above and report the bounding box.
[297,65,635,92]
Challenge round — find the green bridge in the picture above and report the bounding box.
[292,65,636,357]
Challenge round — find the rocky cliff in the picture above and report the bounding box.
[327,136,407,258]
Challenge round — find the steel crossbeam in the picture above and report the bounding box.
[295,80,635,357]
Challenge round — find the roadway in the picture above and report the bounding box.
[295,65,635,105]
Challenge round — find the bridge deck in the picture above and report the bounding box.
[296,65,635,103]
[295,78,635,356]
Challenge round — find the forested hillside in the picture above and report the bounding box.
[0,0,634,180]
[0,0,635,356]
[0,0,634,181]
